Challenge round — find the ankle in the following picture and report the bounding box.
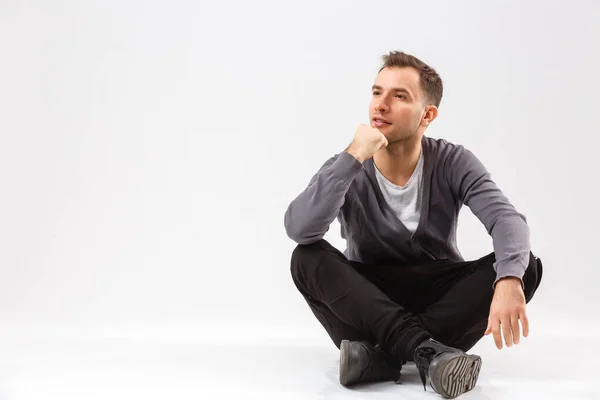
[405,333,433,362]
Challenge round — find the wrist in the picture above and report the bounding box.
[495,276,522,288]
[345,145,367,163]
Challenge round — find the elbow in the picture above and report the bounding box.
[285,223,324,245]
[488,212,530,236]
[294,234,324,245]
[284,212,324,245]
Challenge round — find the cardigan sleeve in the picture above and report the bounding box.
[444,144,531,289]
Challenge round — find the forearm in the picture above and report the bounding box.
[489,215,531,289]
[284,151,363,244]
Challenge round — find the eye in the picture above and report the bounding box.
[372,91,380,96]
[396,94,405,99]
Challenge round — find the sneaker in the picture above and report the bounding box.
[339,339,402,386]
[413,338,482,398]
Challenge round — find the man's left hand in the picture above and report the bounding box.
[484,277,529,349]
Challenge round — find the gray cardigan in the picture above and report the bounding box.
[284,136,531,288]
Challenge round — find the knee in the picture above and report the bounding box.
[290,239,329,282]
[290,244,305,282]
[523,252,543,302]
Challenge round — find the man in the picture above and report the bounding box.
[284,51,543,399]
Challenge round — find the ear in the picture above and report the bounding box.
[422,105,438,127]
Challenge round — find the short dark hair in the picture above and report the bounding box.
[379,51,443,108]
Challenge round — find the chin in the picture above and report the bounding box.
[376,124,393,132]
[389,132,415,143]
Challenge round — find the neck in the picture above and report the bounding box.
[373,136,423,185]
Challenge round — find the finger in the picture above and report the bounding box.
[491,318,502,349]
[485,318,492,335]
[502,315,513,347]
[521,310,530,338]
[511,314,521,344]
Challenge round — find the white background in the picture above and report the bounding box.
[1,0,599,398]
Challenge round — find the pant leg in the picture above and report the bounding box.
[417,251,544,351]
[290,239,431,361]
[297,289,376,348]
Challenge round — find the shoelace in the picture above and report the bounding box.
[358,344,400,382]
[356,344,378,381]
[415,347,437,391]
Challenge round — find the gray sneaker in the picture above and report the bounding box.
[339,339,402,386]
[413,338,482,398]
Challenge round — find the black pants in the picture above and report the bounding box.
[290,239,543,362]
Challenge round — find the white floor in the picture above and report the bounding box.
[0,325,597,400]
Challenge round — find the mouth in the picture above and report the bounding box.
[372,117,392,127]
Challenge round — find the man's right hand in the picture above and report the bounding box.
[345,124,388,163]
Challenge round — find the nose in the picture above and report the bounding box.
[374,99,389,113]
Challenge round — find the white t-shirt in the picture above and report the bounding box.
[374,152,424,233]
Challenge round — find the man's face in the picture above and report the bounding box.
[369,67,429,143]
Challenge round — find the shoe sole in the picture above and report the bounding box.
[339,339,351,386]
[429,353,482,399]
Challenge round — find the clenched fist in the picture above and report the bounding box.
[345,124,388,163]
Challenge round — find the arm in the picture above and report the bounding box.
[284,151,364,244]
[444,145,531,289]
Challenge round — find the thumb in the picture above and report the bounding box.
[381,135,388,148]
[484,318,492,335]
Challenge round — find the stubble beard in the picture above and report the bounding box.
[387,127,418,145]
